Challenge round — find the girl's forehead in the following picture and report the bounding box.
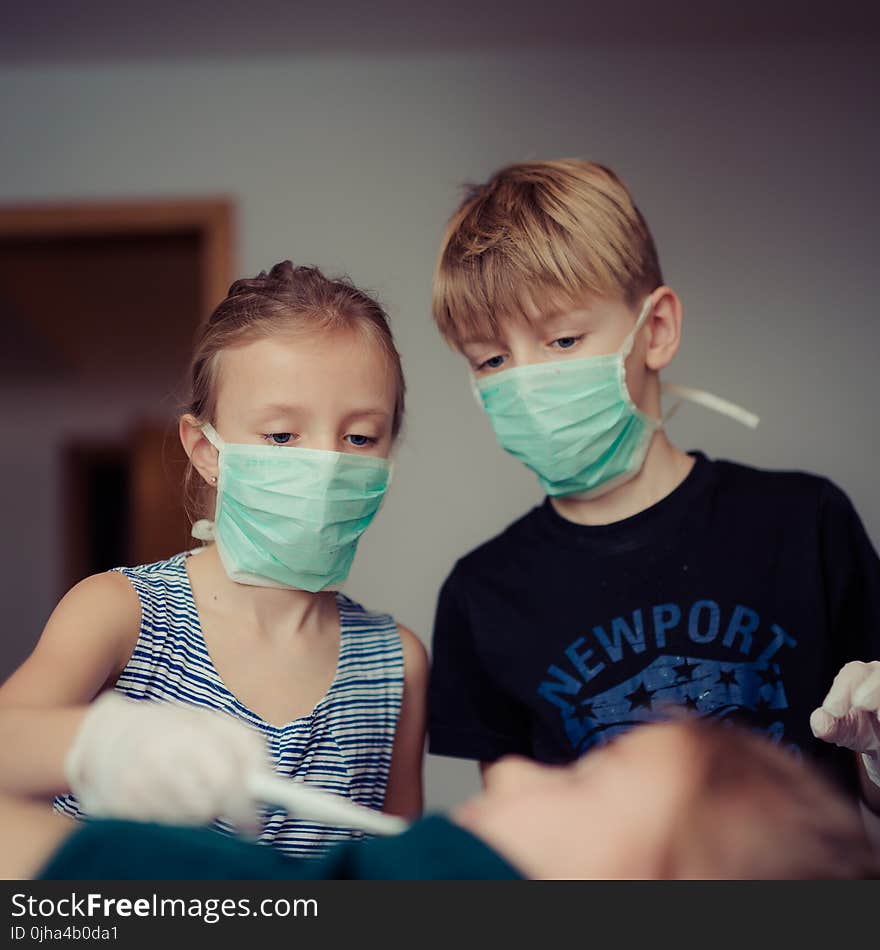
[214,330,395,410]
[220,328,383,371]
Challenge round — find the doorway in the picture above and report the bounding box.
[0,198,233,596]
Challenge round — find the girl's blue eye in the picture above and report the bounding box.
[554,337,578,349]
[269,433,292,444]
[481,355,506,370]
[346,434,375,447]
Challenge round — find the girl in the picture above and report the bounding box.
[0,261,427,856]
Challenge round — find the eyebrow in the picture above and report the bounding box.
[460,337,502,348]
[251,403,307,420]
[251,404,390,422]
[342,409,390,421]
[540,308,595,327]
[459,309,597,347]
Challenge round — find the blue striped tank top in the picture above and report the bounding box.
[54,552,405,857]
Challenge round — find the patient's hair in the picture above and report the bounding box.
[662,720,878,880]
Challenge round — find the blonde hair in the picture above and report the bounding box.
[432,159,663,348]
[183,260,405,522]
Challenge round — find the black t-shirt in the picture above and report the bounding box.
[428,453,880,795]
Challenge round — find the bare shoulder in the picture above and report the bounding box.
[396,623,429,683]
[0,571,143,706]
[55,571,141,625]
[42,571,142,663]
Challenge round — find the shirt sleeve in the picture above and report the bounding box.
[428,566,532,762]
[818,480,880,665]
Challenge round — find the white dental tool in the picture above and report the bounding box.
[246,773,409,837]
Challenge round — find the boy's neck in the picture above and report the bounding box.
[549,432,694,527]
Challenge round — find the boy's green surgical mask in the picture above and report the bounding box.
[475,298,758,499]
[191,424,392,592]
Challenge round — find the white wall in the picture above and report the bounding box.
[1,40,878,808]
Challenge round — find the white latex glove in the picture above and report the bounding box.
[810,660,880,788]
[65,692,271,827]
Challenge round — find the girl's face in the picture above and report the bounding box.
[212,327,397,458]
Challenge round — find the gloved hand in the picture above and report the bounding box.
[810,660,880,788]
[65,692,271,827]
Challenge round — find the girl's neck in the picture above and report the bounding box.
[549,431,694,527]
[185,544,337,643]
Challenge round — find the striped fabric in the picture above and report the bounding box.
[54,552,405,857]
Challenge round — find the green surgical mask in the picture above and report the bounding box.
[191,424,392,592]
[476,298,758,499]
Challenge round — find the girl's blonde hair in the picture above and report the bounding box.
[183,260,405,522]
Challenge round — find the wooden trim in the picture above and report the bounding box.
[197,201,235,316]
[0,198,235,319]
[0,198,236,591]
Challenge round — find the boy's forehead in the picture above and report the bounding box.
[458,292,609,345]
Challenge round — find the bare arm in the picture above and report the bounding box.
[0,572,140,798]
[382,624,428,820]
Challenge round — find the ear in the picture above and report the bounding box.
[179,414,218,487]
[644,286,682,372]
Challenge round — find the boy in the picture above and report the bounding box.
[427,160,880,815]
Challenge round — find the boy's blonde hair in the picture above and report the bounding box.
[432,159,663,349]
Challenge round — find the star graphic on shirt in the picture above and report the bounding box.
[578,701,596,719]
[674,660,698,682]
[758,666,778,686]
[626,682,654,712]
[717,668,739,688]
[681,693,700,712]
[754,694,774,714]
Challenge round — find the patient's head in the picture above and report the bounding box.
[454,719,876,879]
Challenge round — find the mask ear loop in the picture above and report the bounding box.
[191,423,224,542]
[625,296,760,431]
[617,295,664,429]
[661,383,760,429]
[200,423,224,450]
[619,296,655,361]
[661,392,684,426]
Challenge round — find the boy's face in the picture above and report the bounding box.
[460,295,657,416]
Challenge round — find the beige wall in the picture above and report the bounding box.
[1,40,878,807]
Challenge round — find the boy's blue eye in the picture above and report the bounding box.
[269,433,292,444]
[481,355,506,370]
[345,434,375,447]
[553,337,578,349]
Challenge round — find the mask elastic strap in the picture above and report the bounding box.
[191,423,223,542]
[619,296,654,360]
[191,520,216,541]
[201,422,224,450]
[661,383,760,429]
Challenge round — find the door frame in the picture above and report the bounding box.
[0,197,234,589]
[0,197,234,319]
